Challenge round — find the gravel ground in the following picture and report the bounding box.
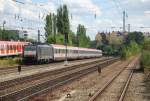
[30,60,130,101]
[95,68,131,101]
[124,70,150,101]
[0,58,106,96]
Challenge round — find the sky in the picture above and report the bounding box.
[0,0,150,40]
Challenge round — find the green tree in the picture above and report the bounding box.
[45,13,53,42]
[100,32,109,45]
[53,14,57,43]
[0,29,19,41]
[57,6,63,34]
[125,32,144,45]
[62,5,70,35]
[3,30,19,41]
[56,5,70,36]
[45,5,70,45]
[0,28,2,40]
[56,5,70,45]
[90,40,97,49]
[45,13,58,44]
[77,24,90,48]
[56,33,64,44]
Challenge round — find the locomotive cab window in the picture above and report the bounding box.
[24,46,36,51]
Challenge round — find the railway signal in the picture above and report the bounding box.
[98,66,101,74]
[18,65,22,74]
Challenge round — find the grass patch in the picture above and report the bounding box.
[141,38,150,69]
[0,58,20,68]
[141,51,150,69]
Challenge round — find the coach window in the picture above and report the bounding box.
[63,49,65,53]
[56,49,58,53]
[54,49,55,53]
[56,49,58,54]
[1,45,3,51]
[17,45,19,50]
[14,45,16,51]
[9,45,11,50]
[1,45,3,52]
[57,49,58,54]
[6,45,8,50]
[14,45,16,50]
[11,45,13,50]
[11,45,13,51]
[56,49,59,54]
[12,45,14,50]
[0,45,1,50]
[55,49,57,53]
[59,49,61,53]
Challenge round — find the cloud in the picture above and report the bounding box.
[144,11,150,15]
[1,0,150,41]
[141,0,149,2]
[0,0,5,12]
[63,0,102,15]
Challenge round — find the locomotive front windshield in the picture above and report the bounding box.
[24,46,36,51]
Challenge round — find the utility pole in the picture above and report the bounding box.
[38,30,40,43]
[128,24,130,33]
[123,11,126,33]
[64,32,68,66]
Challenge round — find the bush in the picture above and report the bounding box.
[141,38,150,69]
[141,50,150,69]
[121,41,141,59]
[143,38,150,50]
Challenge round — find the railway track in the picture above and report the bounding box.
[118,68,134,101]
[0,57,119,101]
[0,57,108,76]
[88,56,140,101]
[0,57,111,90]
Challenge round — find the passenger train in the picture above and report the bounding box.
[23,44,102,63]
[0,41,29,57]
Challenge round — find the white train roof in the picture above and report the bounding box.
[0,41,29,45]
[51,44,102,52]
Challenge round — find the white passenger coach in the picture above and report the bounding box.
[23,44,102,63]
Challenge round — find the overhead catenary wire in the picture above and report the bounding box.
[0,0,47,31]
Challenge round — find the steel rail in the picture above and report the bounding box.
[118,69,134,101]
[119,56,140,101]
[0,57,107,75]
[88,64,127,101]
[88,57,139,101]
[0,58,119,101]
[0,57,111,91]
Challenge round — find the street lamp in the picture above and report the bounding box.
[64,32,68,66]
[2,20,6,40]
